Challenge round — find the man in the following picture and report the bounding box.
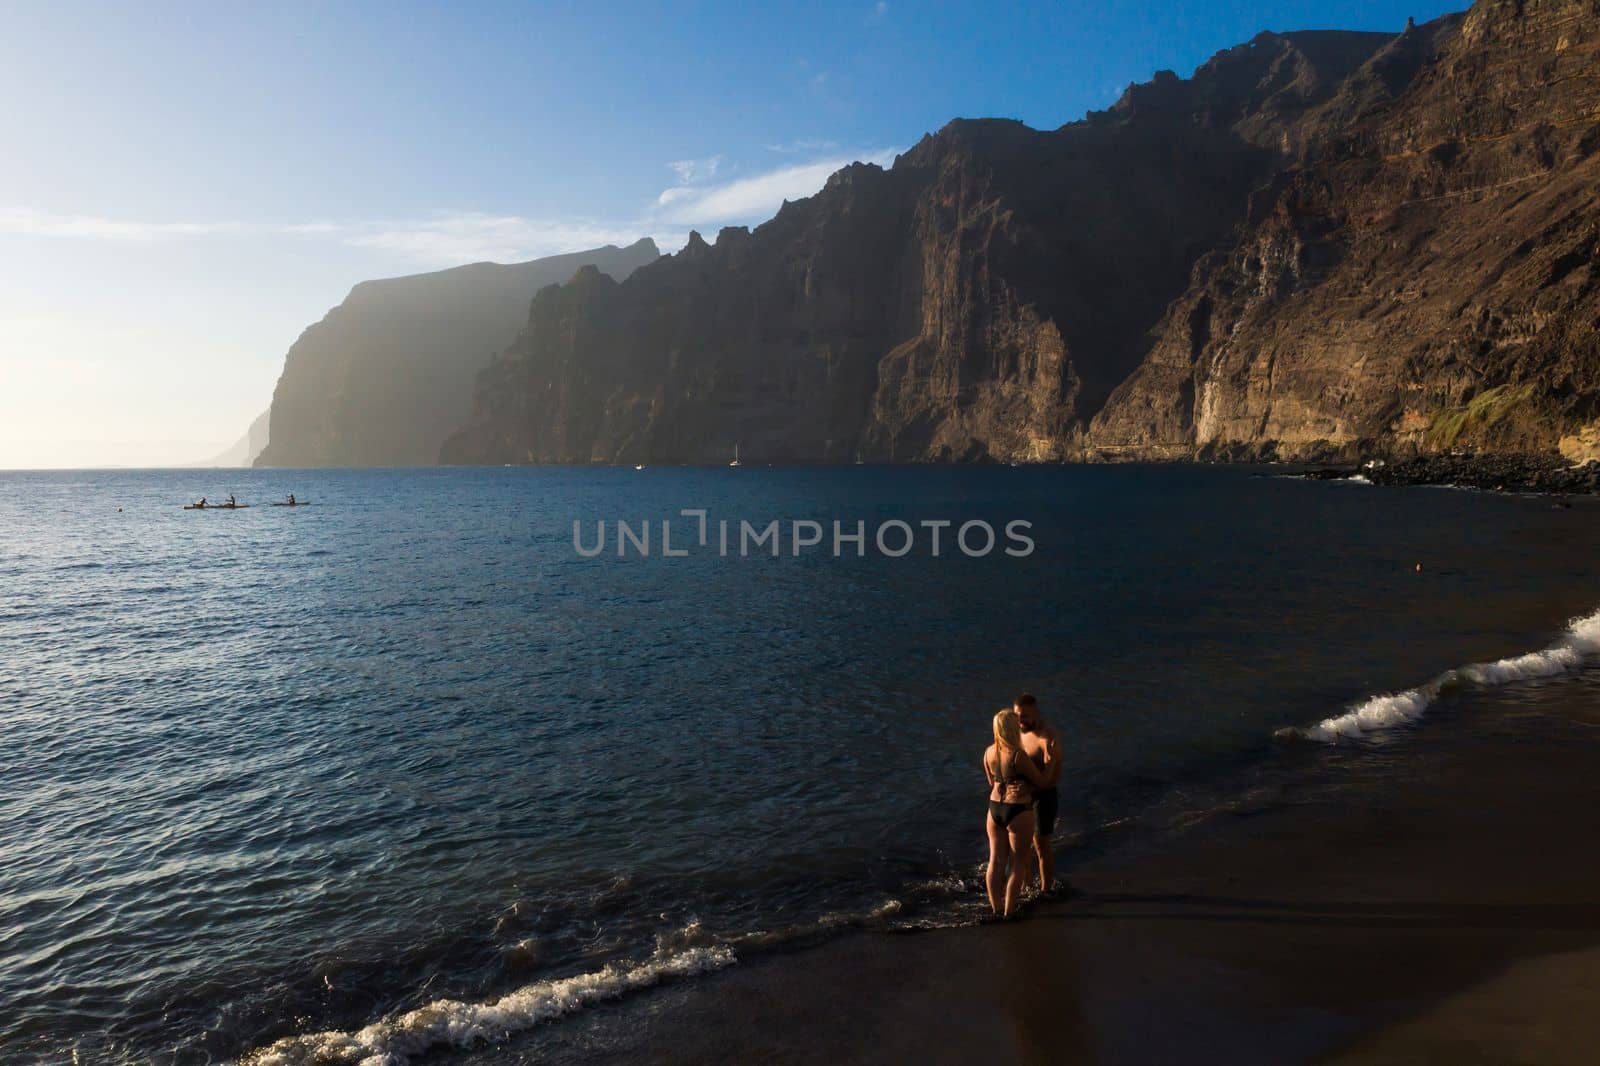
[1016,693,1063,894]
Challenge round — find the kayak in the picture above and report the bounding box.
[271,501,310,507]
[183,504,251,509]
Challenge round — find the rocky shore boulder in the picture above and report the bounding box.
[1366,453,1600,493]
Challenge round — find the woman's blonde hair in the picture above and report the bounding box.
[991,707,1023,778]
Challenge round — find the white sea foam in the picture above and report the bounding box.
[724,897,904,949]
[1284,606,1600,743]
[239,942,735,1066]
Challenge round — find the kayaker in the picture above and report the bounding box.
[196,497,207,508]
[227,494,237,507]
[287,493,296,505]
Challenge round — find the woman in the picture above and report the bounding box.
[984,707,1050,918]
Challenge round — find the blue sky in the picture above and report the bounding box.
[0,0,1462,467]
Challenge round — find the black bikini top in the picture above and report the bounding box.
[990,749,1024,787]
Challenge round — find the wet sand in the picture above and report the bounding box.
[1328,945,1600,1064]
[453,677,1600,1065]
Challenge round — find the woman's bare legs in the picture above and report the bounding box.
[1004,811,1036,917]
[985,812,1011,916]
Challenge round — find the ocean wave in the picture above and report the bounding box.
[237,892,949,1065]
[238,940,734,1066]
[722,898,906,950]
[1273,473,1369,484]
[1282,607,1600,742]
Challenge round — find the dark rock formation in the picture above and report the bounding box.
[256,239,658,467]
[1299,453,1600,493]
[442,31,1396,465]
[1365,453,1600,493]
[1090,0,1600,462]
[444,0,1600,470]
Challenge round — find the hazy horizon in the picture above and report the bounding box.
[1,0,1457,469]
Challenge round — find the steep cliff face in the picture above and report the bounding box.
[445,174,920,465]
[442,31,1396,465]
[255,240,658,467]
[1090,0,1600,460]
[446,0,1599,468]
[194,408,270,467]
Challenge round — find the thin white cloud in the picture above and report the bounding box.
[344,213,654,266]
[655,187,698,207]
[666,156,723,184]
[0,208,250,240]
[0,208,339,241]
[765,138,839,154]
[0,207,650,266]
[652,150,898,226]
[0,147,901,267]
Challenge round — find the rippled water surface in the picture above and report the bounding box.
[2,466,1598,1063]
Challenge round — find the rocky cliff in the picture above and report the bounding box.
[443,31,1397,465]
[443,0,1599,467]
[1090,0,1600,461]
[194,408,270,467]
[255,239,658,467]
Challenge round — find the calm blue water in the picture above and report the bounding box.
[2,466,1598,1064]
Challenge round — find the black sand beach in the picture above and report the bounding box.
[455,669,1600,1065]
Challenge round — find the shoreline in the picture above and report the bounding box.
[12,452,1598,498]
[1297,453,1600,495]
[448,667,1600,1066]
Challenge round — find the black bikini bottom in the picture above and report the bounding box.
[988,800,1030,828]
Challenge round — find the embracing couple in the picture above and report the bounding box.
[983,693,1064,919]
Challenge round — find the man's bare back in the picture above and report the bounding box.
[1019,721,1058,782]
[1016,694,1065,894]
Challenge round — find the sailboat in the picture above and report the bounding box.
[729,443,742,468]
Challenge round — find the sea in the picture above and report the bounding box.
[2,465,1598,1064]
